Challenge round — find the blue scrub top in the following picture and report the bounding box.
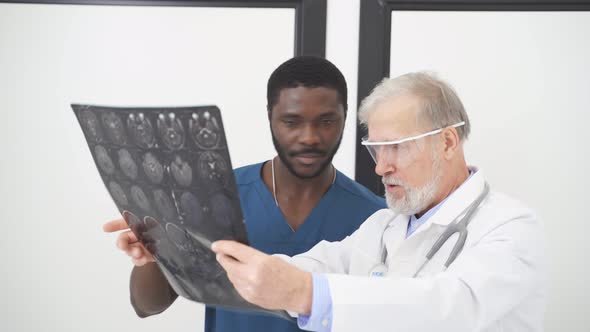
[205,162,386,332]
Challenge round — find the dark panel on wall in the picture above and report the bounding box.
[356,0,590,195]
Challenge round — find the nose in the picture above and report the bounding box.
[374,151,395,176]
[299,123,321,146]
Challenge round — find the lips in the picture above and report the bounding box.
[385,184,401,193]
[294,154,324,166]
[382,177,405,194]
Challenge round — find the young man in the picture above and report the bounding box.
[212,72,545,332]
[103,56,386,332]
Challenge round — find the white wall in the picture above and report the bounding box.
[0,3,295,331]
[389,11,590,331]
[1,2,587,332]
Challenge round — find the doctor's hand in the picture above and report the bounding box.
[212,240,313,315]
[103,218,155,266]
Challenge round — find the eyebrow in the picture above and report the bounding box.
[280,110,340,119]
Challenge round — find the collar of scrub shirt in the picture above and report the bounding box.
[406,168,476,238]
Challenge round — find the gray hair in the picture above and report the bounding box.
[358,72,470,141]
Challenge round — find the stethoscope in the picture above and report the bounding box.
[369,182,490,278]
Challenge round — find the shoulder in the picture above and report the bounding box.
[333,170,386,209]
[483,190,538,223]
[233,162,264,186]
[471,189,542,246]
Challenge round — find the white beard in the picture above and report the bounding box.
[383,155,442,216]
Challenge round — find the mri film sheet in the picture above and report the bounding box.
[73,104,289,319]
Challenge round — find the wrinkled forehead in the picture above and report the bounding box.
[366,94,428,141]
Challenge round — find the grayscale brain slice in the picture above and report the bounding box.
[109,181,128,206]
[198,151,228,183]
[154,189,176,220]
[190,111,220,148]
[142,152,164,184]
[158,112,185,150]
[165,222,191,252]
[118,148,138,180]
[142,216,167,252]
[171,155,193,187]
[95,145,115,174]
[180,191,203,226]
[80,110,104,142]
[101,111,127,145]
[127,112,155,148]
[131,185,151,212]
[210,192,235,228]
[122,211,146,240]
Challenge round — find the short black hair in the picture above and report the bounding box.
[266,56,348,114]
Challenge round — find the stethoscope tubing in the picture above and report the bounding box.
[373,182,490,278]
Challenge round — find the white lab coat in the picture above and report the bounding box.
[284,169,545,332]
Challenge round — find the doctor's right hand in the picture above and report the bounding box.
[103,218,155,266]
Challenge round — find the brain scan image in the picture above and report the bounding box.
[127,112,155,148]
[118,149,138,180]
[108,181,128,206]
[198,151,229,184]
[94,145,115,175]
[180,191,203,226]
[142,152,164,184]
[165,222,193,252]
[153,189,177,220]
[130,185,151,212]
[166,223,222,280]
[80,110,104,142]
[190,111,221,149]
[122,210,142,227]
[157,112,185,150]
[74,105,260,314]
[101,112,127,145]
[122,210,145,240]
[142,216,168,256]
[170,155,193,187]
[210,192,237,229]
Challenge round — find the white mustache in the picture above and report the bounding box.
[382,176,407,187]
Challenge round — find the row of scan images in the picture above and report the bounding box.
[110,182,239,233]
[79,109,223,150]
[95,145,229,188]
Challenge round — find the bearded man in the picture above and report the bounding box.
[212,72,545,332]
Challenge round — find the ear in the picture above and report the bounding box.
[441,127,460,160]
[266,105,272,121]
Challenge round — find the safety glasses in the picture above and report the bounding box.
[361,122,465,167]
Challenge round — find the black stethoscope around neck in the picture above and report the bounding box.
[369,182,490,278]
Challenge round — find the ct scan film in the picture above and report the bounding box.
[73,104,290,319]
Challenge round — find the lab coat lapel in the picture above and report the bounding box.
[426,169,487,228]
[382,213,410,258]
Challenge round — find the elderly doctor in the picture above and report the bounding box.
[212,72,545,332]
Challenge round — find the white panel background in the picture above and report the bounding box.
[4,2,583,332]
[390,11,590,332]
[0,3,295,331]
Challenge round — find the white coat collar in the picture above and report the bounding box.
[404,166,487,238]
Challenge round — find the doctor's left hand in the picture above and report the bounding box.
[212,240,313,314]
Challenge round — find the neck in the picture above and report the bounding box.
[416,164,470,218]
[275,157,335,191]
[265,157,335,203]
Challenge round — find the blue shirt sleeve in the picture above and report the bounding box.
[297,274,333,332]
